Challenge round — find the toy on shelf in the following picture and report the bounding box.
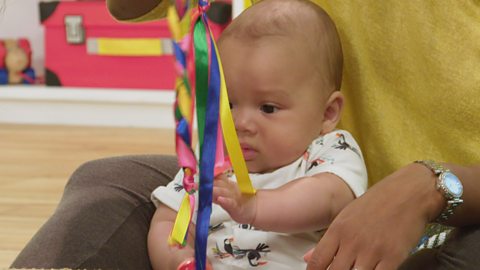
[39,0,175,90]
[0,38,36,84]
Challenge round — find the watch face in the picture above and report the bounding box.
[442,172,463,197]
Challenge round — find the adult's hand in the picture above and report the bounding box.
[305,163,445,270]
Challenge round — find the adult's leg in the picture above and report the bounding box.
[11,154,178,270]
[399,225,480,270]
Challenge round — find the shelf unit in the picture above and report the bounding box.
[0,86,175,128]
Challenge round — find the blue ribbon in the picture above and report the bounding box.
[173,41,187,68]
[176,118,191,145]
[195,13,221,270]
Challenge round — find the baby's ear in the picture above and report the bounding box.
[321,91,344,133]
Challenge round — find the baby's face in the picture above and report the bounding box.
[5,48,28,72]
[219,37,329,173]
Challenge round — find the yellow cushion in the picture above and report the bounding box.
[314,1,480,184]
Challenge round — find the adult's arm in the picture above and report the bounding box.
[305,163,480,270]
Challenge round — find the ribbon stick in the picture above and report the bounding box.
[167,2,197,247]
[167,1,256,269]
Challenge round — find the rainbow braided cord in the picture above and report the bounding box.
[167,1,255,269]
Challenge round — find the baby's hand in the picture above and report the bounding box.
[213,174,257,225]
[177,258,213,270]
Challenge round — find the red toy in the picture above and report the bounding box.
[0,39,36,84]
[40,0,175,90]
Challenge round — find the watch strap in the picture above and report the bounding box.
[415,160,449,175]
[414,160,463,223]
[437,198,463,222]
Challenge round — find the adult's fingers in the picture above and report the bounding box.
[325,244,356,270]
[350,251,380,270]
[303,248,314,262]
[305,231,339,270]
[374,259,400,270]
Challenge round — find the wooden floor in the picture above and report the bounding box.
[0,124,175,268]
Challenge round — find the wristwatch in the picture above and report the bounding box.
[415,160,463,222]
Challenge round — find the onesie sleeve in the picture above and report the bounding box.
[151,169,189,212]
[305,130,368,197]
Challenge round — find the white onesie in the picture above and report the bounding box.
[152,129,368,269]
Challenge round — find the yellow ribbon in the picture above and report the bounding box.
[213,35,256,195]
[168,2,255,248]
[168,193,192,246]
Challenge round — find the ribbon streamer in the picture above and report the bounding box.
[167,1,256,269]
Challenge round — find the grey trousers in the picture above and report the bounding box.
[10,155,480,270]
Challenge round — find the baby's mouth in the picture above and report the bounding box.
[240,144,257,161]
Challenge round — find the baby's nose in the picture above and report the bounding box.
[233,110,255,134]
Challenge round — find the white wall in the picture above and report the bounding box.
[0,0,45,76]
[0,1,177,129]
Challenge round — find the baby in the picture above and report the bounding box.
[148,0,368,269]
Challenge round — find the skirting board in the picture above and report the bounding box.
[0,86,175,129]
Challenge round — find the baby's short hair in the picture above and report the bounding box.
[219,0,343,91]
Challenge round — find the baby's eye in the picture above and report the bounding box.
[260,104,277,114]
[229,102,233,109]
